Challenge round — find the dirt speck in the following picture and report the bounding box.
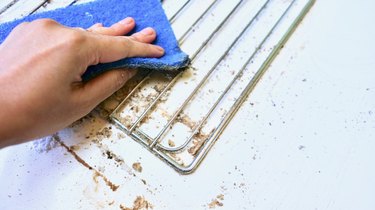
[141,179,147,185]
[120,196,153,210]
[188,129,214,156]
[168,139,175,147]
[96,126,112,139]
[176,113,196,130]
[132,162,143,173]
[117,132,126,139]
[208,194,224,208]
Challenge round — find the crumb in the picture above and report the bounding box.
[141,179,147,185]
[168,139,175,147]
[216,194,224,200]
[120,204,131,210]
[169,153,183,164]
[130,105,140,113]
[176,113,196,130]
[188,138,206,156]
[105,150,113,159]
[117,132,126,139]
[132,162,143,173]
[133,196,152,209]
[208,199,223,208]
[188,130,213,156]
[96,127,112,140]
[120,196,153,210]
[160,109,171,119]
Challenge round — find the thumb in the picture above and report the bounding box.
[78,68,137,108]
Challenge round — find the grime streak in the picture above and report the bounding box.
[55,136,119,192]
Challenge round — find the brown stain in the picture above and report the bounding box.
[188,129,215,156]
[119,204,129,210]
[120,196,153,210]
[132,162,143,173]
[55,136,119,192]
[93,171,119,192]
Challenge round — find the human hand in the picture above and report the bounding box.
[0,17,164,147]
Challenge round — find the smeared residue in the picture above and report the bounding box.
[55,136,119,192]
[120,196,153,210]
[32,134,60,153]
[92,171,119,192]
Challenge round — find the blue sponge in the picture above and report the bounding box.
[0,0,189,80]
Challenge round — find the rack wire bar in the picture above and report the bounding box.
[0,0,49,22]
[176,0,220,43]
[156,0,296,152]
[109,0,315,174]
[168,0,191,23]
[110,0,244,135]
[109,0,212,128]
[149,0,268,149]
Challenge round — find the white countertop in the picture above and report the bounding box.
[1,1,375,209]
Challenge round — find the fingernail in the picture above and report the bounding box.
[141,27,154,35]
[155,45,164,53]
[120,17,133,25]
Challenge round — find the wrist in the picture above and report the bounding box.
[0,71,31,147]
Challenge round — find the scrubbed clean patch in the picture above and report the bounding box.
[0,0,189,80]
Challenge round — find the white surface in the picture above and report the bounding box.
[1,0,375,209]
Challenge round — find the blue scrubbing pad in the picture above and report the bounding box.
[0,0,189,80]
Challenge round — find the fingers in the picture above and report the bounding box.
[88,19,157,43]
[130,27,157,43]
[88,18,157,43]
[77,69,137,108]
[87,17,135,36]
[85,17,164,64]
[73,18,165,111]
[90,34,164,64]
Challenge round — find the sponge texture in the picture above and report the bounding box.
[0,0,189,80]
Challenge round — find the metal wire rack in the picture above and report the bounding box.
[104,0,315,174]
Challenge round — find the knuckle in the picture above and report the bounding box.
[32,18,58,27]
[121,37,134,56]
[128,36,138,41]
[65,30,87,47]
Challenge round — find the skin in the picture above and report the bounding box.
[0,17,164,148]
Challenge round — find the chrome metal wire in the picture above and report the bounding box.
[110,0,315,174]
